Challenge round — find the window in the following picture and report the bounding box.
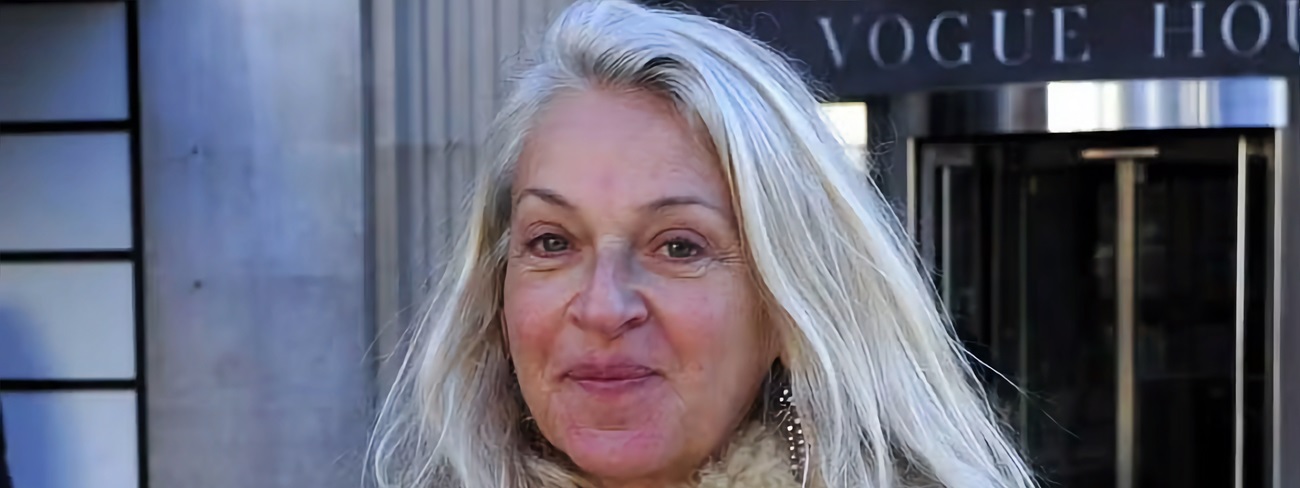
[820,102,869,171]
[0,3,144,488]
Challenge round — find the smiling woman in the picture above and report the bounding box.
[504,89,775,487]
[368,1,1035,487]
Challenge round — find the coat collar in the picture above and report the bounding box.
[692,423,803,488]
[529,423,802,488]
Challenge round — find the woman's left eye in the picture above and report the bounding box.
[660,238,703,259]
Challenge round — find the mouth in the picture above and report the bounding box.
[564,363,660,395]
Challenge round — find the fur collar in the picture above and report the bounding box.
[528,422,803,488]
[692,423,803,488]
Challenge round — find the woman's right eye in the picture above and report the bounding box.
[528,233,571,255]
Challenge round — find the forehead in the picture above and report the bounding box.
[514,88,730,209]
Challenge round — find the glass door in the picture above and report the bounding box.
[1129,141,1272,488]
[915,133,1273,488]
[1021,160,1118,487]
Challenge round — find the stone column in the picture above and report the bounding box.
[137,1,374,486]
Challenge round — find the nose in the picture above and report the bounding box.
[567,246,648,338]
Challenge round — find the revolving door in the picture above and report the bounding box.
[912,132,1275,488]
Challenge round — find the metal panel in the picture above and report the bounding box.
[0,263,136,380]
[0,134,132,251]
[498,0,522,90]
[1273,80,1300,488]
[368,0,402,391]
[1234,137,1249,488]
[0,3,129,121]
[368,0,576,389]
[454,0,478,239]
[0,391,138,488]
[893,77,1288,138]
[1115,160,1138,488]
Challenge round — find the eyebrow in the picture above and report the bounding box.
[516,187,573,209]
[515,187,722,213]
[640,195,721,213]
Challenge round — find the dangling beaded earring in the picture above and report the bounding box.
[777,387,808,483]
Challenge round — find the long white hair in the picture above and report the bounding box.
[370,1,1035,487]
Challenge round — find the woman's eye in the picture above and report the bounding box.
[661,238,703,259]
[530,234,570,255]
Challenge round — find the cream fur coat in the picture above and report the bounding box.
[690,424,803,488]
[528,423,803,488]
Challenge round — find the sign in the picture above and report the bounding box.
[653,0,1300,98]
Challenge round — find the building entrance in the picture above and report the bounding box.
[914,132,1274,488]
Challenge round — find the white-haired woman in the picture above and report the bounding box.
[372,1,1035,487]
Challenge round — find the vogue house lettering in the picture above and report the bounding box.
[815,0,1300,70]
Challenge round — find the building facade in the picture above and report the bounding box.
[667,1,1300,488]
[2,0,375,486]
[1,0,580,486]
[0,0,1295,487]
[1,2,142,486]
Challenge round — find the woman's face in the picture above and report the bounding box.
[504,88,777,486]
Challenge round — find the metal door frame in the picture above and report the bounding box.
[912,133,1270,487]
[895,76,1297,486]
[1085,140,1257,488]
[1272,83,1300,488]
[1114,155,1139,488]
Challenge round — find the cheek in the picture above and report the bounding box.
[501,271,564,364]
[655,274,769,380]
[503,268,571,378]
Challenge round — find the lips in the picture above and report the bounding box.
[565,363,656,381]
[563,361,660,395]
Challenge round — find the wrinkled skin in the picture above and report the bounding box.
[503,88,779,488]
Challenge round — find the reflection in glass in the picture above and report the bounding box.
[934,152,1117,486]
[1017,165,1117,486]
[1134,161,1268,488]
[923,133,1272,488]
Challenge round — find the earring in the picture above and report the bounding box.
[777,387,808,483]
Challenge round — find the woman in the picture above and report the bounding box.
[371,1,1035,487]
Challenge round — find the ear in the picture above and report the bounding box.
[762,307,789,367]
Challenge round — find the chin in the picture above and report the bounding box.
[560,427,677,480]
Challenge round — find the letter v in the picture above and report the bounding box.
[818,15,864,70]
